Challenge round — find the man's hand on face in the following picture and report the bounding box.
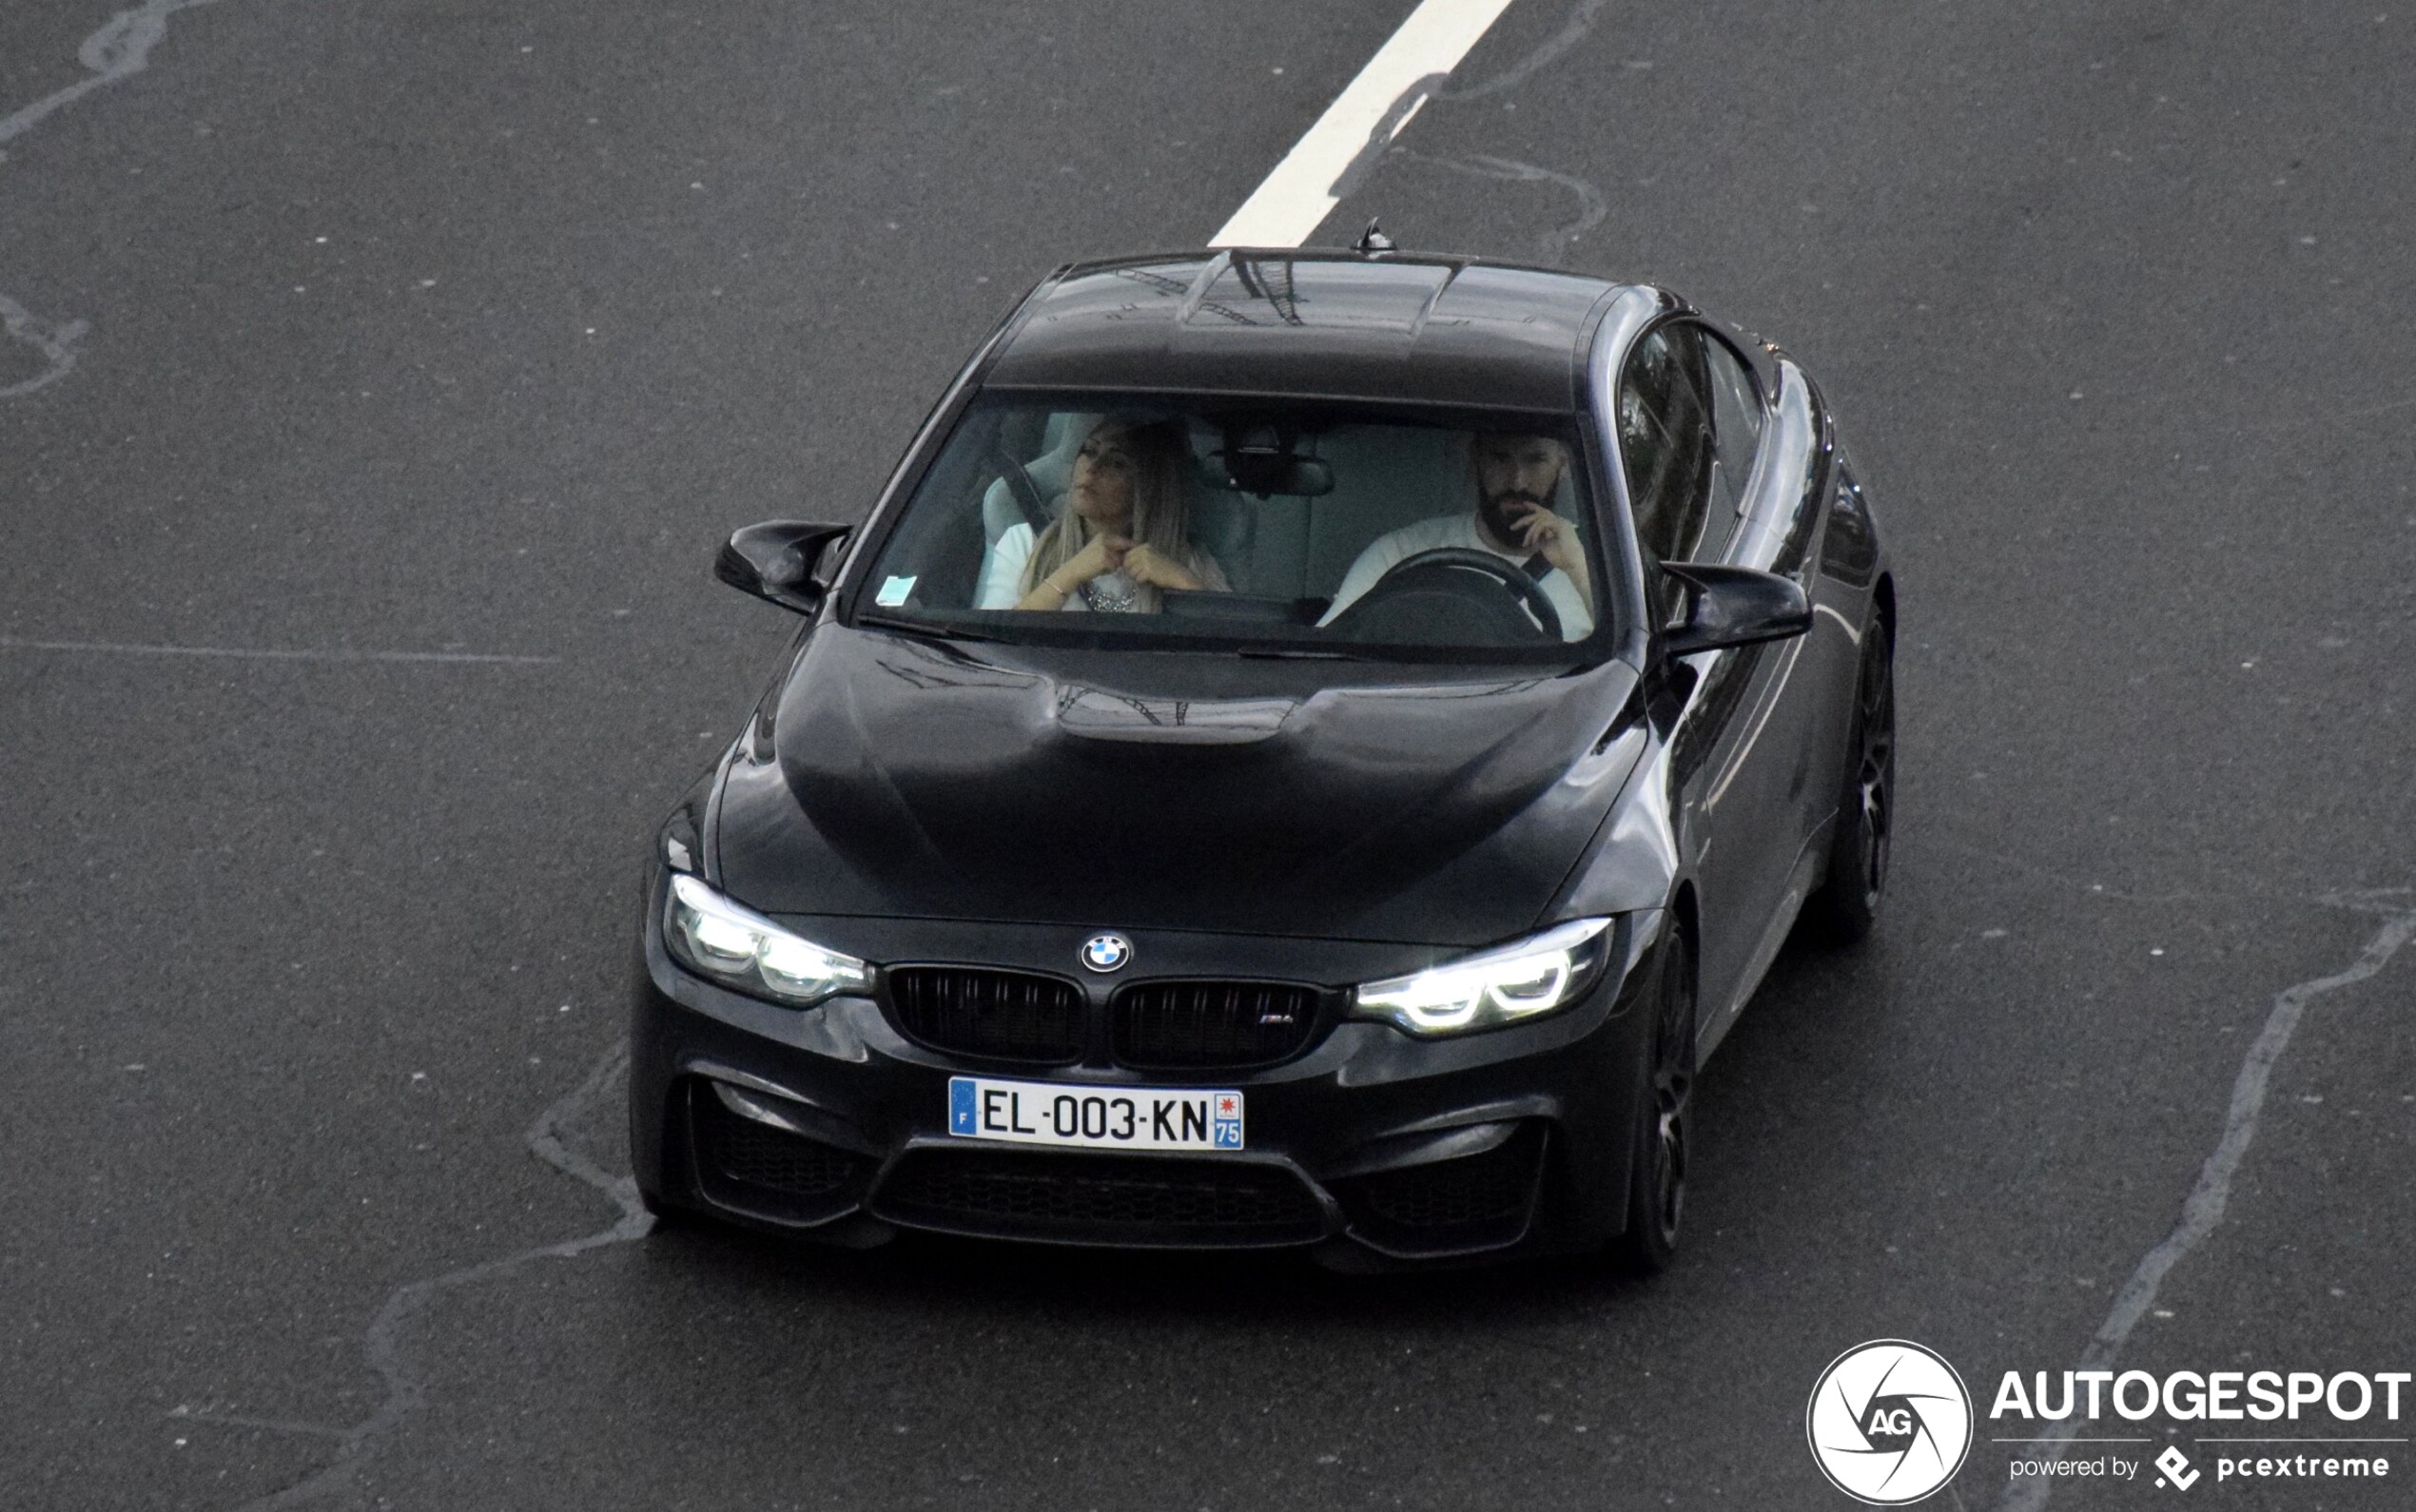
[1504,500,1592,611]
[1505,500,1580,573]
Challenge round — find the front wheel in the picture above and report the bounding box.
[1803,620,1895,945]
[1612,929,1695,1275]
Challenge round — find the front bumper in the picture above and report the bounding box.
[629,880,1667,1268]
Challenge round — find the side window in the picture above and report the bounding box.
[1616,324,1716,568]
[1698,328,1763,552]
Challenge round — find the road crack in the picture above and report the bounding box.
[202,1037,652,1510]
[2,0,240,401]
[0,0,233,149]
[1994,889,2416,1511]
[1392,147,1607,266]
[0,291,88,397]
[1434,0,1610,102]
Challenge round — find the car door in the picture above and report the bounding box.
[1619,320,1820,1037]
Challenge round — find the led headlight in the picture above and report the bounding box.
[1352,918,1615,1037]
[664,873,869,1007]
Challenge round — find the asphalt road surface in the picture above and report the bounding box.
[4,1,2412,1508]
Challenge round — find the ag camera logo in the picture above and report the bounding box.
[1808,1340,1974,1504]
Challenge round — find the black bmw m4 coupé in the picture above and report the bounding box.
[631,246,1896,1271]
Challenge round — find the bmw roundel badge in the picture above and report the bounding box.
[1080,933,1132,973]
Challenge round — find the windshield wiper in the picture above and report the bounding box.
[854,611,1006,645]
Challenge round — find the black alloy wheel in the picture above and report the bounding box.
[1805,621,1895,943]
[1614,929,1695,1274]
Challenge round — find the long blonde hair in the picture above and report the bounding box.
[1019,416,1198,611]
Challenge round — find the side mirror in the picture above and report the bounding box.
[714,521,851,615]
[1659,562,1812,657]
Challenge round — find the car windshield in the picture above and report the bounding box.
[852,393,1611,662]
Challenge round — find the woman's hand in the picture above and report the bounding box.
[1016,533,1133,610]
[1120,543,1202,591]
[1063,533,1133,584]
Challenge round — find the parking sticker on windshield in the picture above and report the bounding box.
[874,574,916,607]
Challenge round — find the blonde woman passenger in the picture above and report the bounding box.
[976,417,1231,612]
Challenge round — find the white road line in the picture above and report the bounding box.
[1209,0,1521,249]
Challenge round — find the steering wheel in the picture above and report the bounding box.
[988,443,1050,533]
[1325,547,1562,644]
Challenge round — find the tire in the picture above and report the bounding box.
[1612,929,1695,1275]
[1803,620,1895,945]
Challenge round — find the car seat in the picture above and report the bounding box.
[981,412,1100,549]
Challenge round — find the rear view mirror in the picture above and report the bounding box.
[715,521,851,615]
[1201,421,1335,497]
[1659,562,1812,657]
[1203,450,1335,498]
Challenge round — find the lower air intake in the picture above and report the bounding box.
[875,1147,1326,1247]
[1335,1122,1547,1256]
[691,1082,872,1224]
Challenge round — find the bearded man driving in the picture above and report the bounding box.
[1318,431,1594,640]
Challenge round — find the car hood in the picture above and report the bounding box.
[711,627,1643,946]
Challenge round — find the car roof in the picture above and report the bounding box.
[981,250,1632,413]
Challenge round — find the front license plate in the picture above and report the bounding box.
[947,1076,1243,1151]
